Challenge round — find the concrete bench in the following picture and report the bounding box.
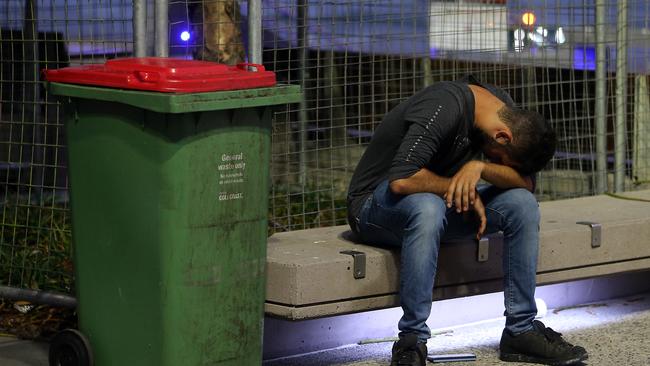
[265,190,650,320]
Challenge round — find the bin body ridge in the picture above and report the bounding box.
[61,87,286,365]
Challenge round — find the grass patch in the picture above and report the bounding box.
[0,200,74,293]
[269,183,348,235]
[0,197,75,339]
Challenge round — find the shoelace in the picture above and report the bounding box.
[542,326,563,342]
[396,349,417,365]
[536,323,573,349]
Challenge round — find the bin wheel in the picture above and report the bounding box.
[49,329,94,366]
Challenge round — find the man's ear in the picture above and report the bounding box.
[494,130,512,145]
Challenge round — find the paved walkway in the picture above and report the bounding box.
[2,292,649,365]
[0,336,48,366]
[265,292,650,365]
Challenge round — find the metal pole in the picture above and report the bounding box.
[24,0,43,203]
[614,0,628,192]
[422,0,432,88]
[0,286,77,308]
[633,76,650,184]
[248,0,262,64]
[154,0,169,57]
[297,0,309,186]
[134,0,147,57]
[594,0,607,193]
[422,57,432,88]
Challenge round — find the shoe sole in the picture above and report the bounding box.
[500,352,588,366]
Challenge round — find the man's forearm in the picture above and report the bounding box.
[389,161,532,197]
[389,168,451,196]
[481,162,533,192]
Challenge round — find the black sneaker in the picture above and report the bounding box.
[499,320,588,365]
[390,333,427,366]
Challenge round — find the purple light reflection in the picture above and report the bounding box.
[573,47,596,71]
[263,271,650,360]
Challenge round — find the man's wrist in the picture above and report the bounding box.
[473,160,486,174]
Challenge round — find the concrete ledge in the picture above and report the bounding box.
[265,190,650,320]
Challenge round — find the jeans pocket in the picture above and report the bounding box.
[362,221,402,247]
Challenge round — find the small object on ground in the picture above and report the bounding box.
[431,329,454,336]
[358,336,399,345]
[13,301,34,314]
[624,296,644,303]
[427,353,477,363]
[552,303,607,314]
[358,330,454,345]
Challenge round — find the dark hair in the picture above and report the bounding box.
[497,106,557,175]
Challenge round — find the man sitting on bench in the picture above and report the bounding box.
[346,75,588,366]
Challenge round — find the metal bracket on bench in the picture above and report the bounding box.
[477,237,489,262]
[576,221,602,248]
[340,250,366,279]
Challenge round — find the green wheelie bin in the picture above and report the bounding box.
[44,57,302,366]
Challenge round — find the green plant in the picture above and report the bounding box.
[0,200,73,294]
[268,183,348,235]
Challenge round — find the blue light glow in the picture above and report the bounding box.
[180,31,191,42]
[573,47,596,71]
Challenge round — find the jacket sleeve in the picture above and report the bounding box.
[388,90,461,182]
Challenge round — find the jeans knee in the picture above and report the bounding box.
[501,188,540,226]
[403,194,447,233]
[399,195,446,274]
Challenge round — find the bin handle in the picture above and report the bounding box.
[134,70,160,83]
[237,63,266,72]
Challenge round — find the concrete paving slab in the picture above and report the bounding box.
[0,336,48,366]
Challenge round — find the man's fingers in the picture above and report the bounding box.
[477,214,487,240]
[462,182,471,211]
[446,180,456,208]
[472,197,486,239]
[469,184,476,205]
[454,185,463,213]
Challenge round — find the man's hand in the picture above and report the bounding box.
[445,160,485,213]
[472,194,487,240]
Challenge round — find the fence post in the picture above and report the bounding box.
[24,0,43,202]
[155,0,169,57]
[297,0,309,186]
[633,76,650,184]
[595,0,608,194]
[248,0,262,64]
[614,0,628,192]
[134,0,147,57]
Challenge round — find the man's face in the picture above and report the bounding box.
[483,146,518,168]
[473,127,520,169]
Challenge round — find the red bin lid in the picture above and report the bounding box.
[43,57,276,93]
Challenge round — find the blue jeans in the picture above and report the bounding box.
[352,180,539,342]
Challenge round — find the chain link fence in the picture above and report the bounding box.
[1,0,649,336]
[257,0,650,232]
[1,0,137,336]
